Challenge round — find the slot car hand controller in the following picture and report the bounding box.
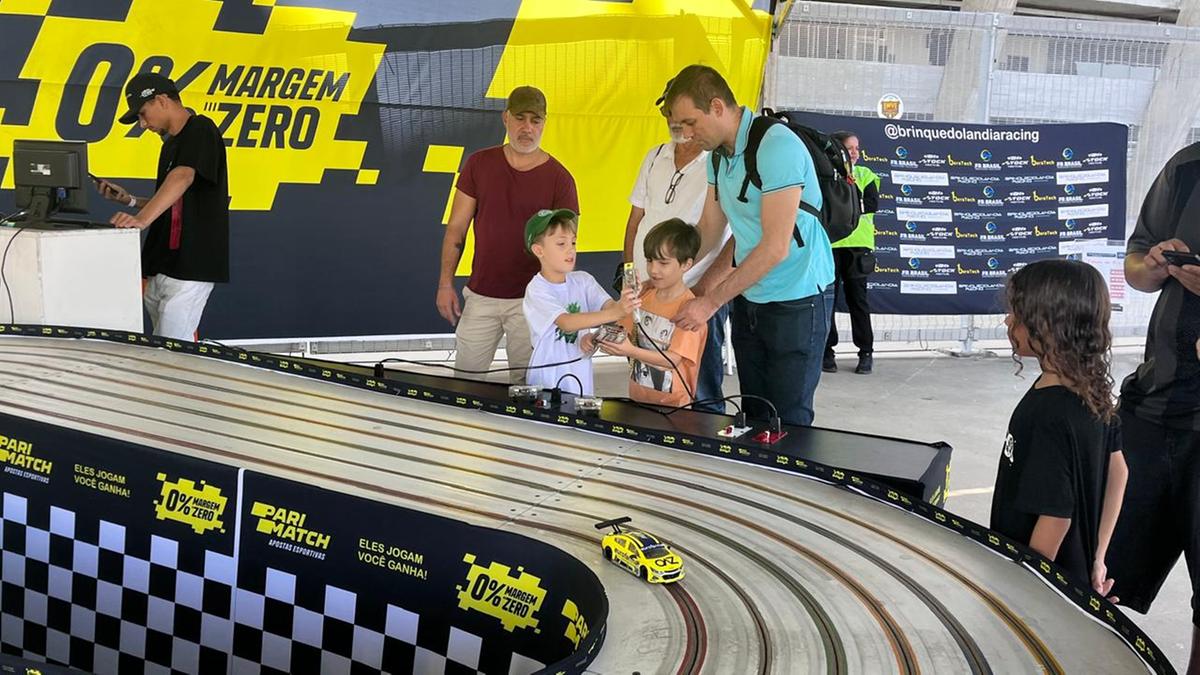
[622,262,642,325]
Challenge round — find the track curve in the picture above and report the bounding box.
[0,337,1153,674]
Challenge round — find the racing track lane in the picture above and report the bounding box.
[0,362,812,674]
[666,584,706,675]
[0,350,973,673]
[0,339,1153,674]
[0,394,713,675]
[0,346,984,673]
[0,347,936,673]
[0,354,914,673]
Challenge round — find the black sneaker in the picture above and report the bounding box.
[855,354,873,374]
[822,353,837,373]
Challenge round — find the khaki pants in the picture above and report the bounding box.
[455,287,533,384]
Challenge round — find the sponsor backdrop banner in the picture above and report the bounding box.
[787,112,1129,315]
[0,412,607,674]
[0,0,771,340]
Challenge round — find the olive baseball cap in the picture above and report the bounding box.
[119,72,179,124]
[507,86,547,116]
[525,208,577,251]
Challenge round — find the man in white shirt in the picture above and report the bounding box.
[622,107,732,412]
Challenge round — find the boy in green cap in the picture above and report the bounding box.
[522,209,640,394]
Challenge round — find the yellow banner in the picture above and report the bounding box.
[450,0,772,274]
[0,0,384,210]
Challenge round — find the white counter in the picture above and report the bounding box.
[0,226,142,331]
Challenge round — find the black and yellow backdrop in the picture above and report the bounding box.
[0,0,771,340]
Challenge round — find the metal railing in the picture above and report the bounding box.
[767,2,1200,348]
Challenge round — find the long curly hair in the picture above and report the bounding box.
[1005,259,1115,422]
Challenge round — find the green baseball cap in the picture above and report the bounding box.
[507,85,547,116]
[525,208,577,251]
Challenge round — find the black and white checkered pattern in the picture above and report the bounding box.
[230,566,506,675]
[1,493,234,675]
[3,492,548,674]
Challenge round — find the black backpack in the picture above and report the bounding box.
[711,108,862,246]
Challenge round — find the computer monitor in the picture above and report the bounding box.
[12,139,89,224]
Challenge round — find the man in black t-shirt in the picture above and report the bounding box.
[1108,142,1200,674]
[98,73,229,341]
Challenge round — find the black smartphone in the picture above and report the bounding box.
[1161,250,1200,267]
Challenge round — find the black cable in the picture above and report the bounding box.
[368,355,584,376]
[662,395,744,416]
[661,394,779,435]
[601,395,745,421]
[720,393,779,421]
[631,318,696,401]
[0,226,27,322]
[201,338,248,353]
[0,208,29,226]
[555,373,584,396]
[0,195,72,321]
[625,318,782,424]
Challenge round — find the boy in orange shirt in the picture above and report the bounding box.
[598,218,707,407]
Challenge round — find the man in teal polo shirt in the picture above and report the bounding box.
[668,65,835,426]
[824,130,881,375]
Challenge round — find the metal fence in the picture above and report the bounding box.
[767,2,1200,347]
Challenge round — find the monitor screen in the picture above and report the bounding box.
[12,139,89,222]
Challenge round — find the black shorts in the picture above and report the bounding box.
[1107,408,1200,626]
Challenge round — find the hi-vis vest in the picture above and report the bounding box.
[832,164,881,250]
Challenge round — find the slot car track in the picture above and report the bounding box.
[0,337,1154,674]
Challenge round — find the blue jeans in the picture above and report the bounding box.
[731,286,832,426]
[693,303,730,413]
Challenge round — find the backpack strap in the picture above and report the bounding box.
[746,115,806,249]
[723,113,810,264]
[738,116,779,203]
[711,151,722,201]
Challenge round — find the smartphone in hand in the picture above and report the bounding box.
[1161,250,1200,267]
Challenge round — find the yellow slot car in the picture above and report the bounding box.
[595,517,684,584]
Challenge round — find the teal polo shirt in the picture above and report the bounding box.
[707,107,834,303]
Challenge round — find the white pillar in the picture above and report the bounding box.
[933,0,1017,123]
[1127,0,1200,232]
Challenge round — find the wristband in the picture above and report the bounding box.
[127,195,137,208]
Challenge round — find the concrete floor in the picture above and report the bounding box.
[587,342,1192,673]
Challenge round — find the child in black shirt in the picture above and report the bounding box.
[990,259,1128,595]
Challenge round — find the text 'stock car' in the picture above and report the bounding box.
[594,517,684,584]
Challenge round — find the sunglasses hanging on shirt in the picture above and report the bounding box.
[665,169,685,204]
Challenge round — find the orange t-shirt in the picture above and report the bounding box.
[619,287,707,407]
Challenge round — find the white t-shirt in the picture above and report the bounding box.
[629,142,731,287]
[523,271,613,395]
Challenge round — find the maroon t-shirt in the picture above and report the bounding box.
[456,146,579,299]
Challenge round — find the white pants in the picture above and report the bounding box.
[455,287,533,384]
[143,274,214,342]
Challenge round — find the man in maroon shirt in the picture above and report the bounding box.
[436,86,579,383]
